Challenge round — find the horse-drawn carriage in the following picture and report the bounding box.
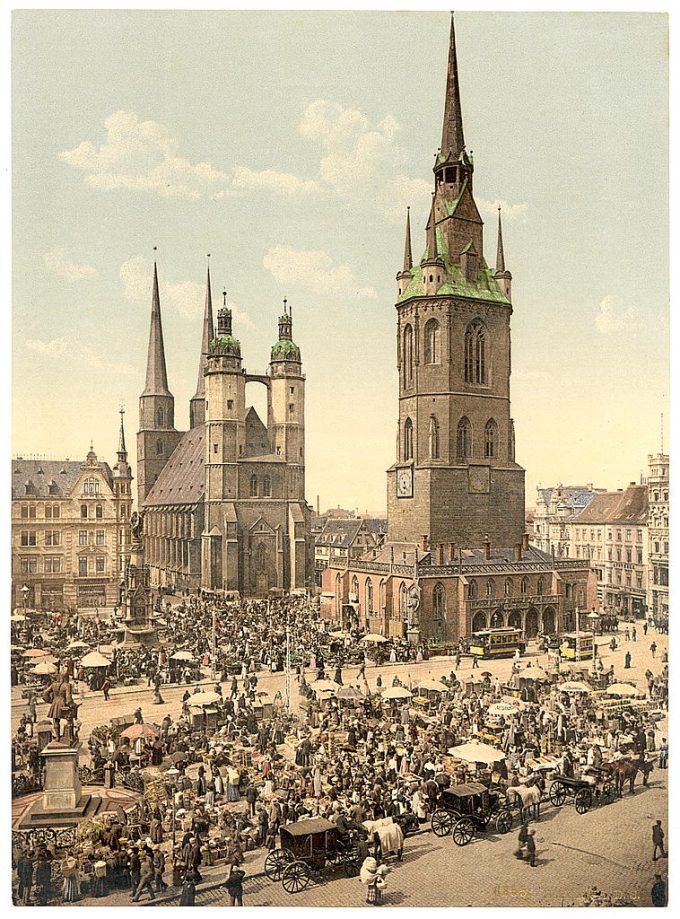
[430,783,514,845]
[548,768,616,814]
[264,817,362,894]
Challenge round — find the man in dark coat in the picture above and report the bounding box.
[34,849,52,905]
[525,829,538,867]
[16,849,34,905]
[652,820,666,861]
[651,874,667,907]
[224,862,246,906]
[246,782,259,817]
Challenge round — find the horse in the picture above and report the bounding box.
[506,784,542,821]
[608,757,652,796]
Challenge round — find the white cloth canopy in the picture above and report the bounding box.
[448,741,506,764]
[361,633,389,644]
[559,680,592,693]
[189,691,221,706]
[171,651,194,662]
[381,686,413,700]
[80,651,111,668]
[605,683,639,697]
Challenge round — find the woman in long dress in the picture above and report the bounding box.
[61,858,80,902]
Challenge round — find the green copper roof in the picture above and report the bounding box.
[279,315,291,324]
[271,339,301,360]
[209,335,241,356]
[401,223,509,305]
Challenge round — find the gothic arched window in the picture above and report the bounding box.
[469,580,477,599]
[250,474,258,497]
[464,320,488,384]
[156,407,164,427]
[366,578,374,613]
[379,579,385,613]
[156,440,164,456]
[403,324,414,386]
[404,417,414,461]
[520,576,529,595]
[256,542,266,569]
[424,318,440,365]
[351,575,359,600]
[262,475,271,497]
[433,582,446,620]
[457,416,472,459]
[537,577,545,596]
[485,419,498,458]
[486,578,496,598]
[399,582,408,617]
[428,415,440,459]
[504,577,514,597]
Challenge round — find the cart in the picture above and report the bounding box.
[430,782,514,845]
[264,817,362,893]
[548,770,616,814]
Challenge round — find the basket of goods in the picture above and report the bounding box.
[61,856,79,877]
[94,861,107,878]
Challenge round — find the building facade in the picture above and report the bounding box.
[11,416,133,611]
[532,485,603,557]
[314,517,381,588]
[138,266,314,596]
[566,484,648,617]
[321,15,595,640]
[646,453,669,621]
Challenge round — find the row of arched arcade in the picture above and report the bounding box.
[470,605,557,638]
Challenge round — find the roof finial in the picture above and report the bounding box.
[402,207,413,272]
[283,296,288,315]
[661,412,664,453]
[223,289,227,307]
[496,205,506,273]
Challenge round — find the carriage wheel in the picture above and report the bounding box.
[431,809,454,837]
[601,782,615,805]
[264,849,292,881]
[549,782,567,807]
[494,809,514,834]
[451,816,475,847]
[342,856,361,877]
[575,788,592,814]
[281,860,311,894]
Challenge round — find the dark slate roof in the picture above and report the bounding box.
[317,518,364,547]
[456,545,553,566]
[537,486,600,511]
[143,426,205,508]
[363,517,388,535]
[11,458,112,499]
[571,485,648,525]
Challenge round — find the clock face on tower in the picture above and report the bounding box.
[396,467,413,498]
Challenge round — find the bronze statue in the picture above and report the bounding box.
[130,511,145,541]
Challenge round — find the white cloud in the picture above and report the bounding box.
[26,337,69,356]
[477,198,529,221]
[231,166,322,196]
[60,111,227,200]
[263,246,377,300]
[25,337,135,376]
[44,248,98,282]
[595,294,644,334]
[120,256,252,328]
[383,175,432,222]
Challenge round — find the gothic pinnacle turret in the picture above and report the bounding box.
[190,262,216,428]
[271,297,300,363]
[142,261,172,398]
[396,208,414,295]
[494,206,512,300]
[117,407,127,463]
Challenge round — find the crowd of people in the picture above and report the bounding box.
[11,592,669,907]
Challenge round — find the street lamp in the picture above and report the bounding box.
[165,767,180,847]
[21,583,29,612]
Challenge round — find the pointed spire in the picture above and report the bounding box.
[117,407,127,461]
[142,258,172,397]
[440,12,465,159]
[192,260,215,399]
[402,207,413,272]
[496,206,506,273]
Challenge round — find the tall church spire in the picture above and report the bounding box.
[496,206,506,272]
[117,407,127,462]
[189,261,216,428]
[142,261,172,397]
[402,207,413,272]
[440,13,465,159]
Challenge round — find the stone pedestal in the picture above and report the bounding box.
[406,626,420,646]
[19,742,101,828]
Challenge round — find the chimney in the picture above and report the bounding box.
[522,533,529,552]
[316,495,320,516]
[448,542,456,562]
[514,543,522,561]
[483,536,491,560]
[421,535,429,552]
[437,543,445,565]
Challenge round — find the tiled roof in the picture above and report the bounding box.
[317,518,364,547]
[11,458,113,499]
[571,485,648,525]
[143,426,205,508]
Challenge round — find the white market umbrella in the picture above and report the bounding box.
[31,660,58,675]
[559,680,592,694]
[310,679,338,695]
[171,651,194,662]
[189,691,221,707]
[67,640,90,650]
[416,679,448,693]
[361,633,389,644]
[587,611,600,620]
[605,683,639,698]
[381,686,413,701]
[488,701,519,717]
[447,741,506,765]
[519,666,549,682]
[80,651,112,668]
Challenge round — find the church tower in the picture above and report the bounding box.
[387,13,525,550]
[137,262,182,507]
[268,300,305,496]
[202,299,246,590]
[112,408,133,580]
[189,264,215,429]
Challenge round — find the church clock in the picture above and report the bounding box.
[396,467,413,498]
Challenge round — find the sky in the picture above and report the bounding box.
[11,9,669,515]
